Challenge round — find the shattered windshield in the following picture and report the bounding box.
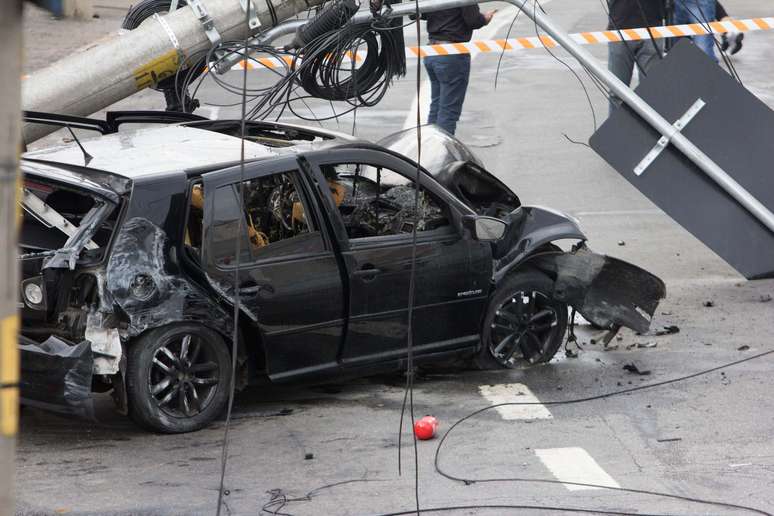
[378,125,485,176]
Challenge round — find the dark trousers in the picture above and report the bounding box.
[607,39,663,115]
[424,53,471,135]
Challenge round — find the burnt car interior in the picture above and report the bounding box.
[187,172,315,266]
[320,163,451,239]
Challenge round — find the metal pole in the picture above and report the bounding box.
[504,0,774,234]
[249,0,774,235]
[216,0,487,71]
[22,0,326,143]
[0,2,22,516]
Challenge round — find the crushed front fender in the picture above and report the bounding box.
[533,247,666,333]
[19,335,94,418]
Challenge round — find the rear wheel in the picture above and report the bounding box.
[127,324,231,433]
[474,270,567,369]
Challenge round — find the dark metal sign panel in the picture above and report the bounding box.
[590,40,774,279]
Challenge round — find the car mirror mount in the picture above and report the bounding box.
[463,215,508,241]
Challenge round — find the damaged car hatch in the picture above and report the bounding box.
[19,181,117,270]
[21,188,100,251]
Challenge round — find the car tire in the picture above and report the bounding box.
[126,323,232,433]
[474,269,568,370]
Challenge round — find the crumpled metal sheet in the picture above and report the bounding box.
[19,335,94,418]
[537,248,666,333]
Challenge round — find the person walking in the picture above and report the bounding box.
[607,0,665,114]
[673,0,717,59]
[423,6,495,135]
[717,2,744,55]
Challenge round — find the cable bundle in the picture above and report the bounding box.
[175,12,407,122]
[295,18,407,106]
[121,0,188,30]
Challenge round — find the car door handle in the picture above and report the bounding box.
[239,282,275,295]
[353,266,382,280]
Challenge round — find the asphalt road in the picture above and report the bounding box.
[17,0,774,514]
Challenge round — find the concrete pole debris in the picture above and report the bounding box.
[0,2,22,516]
[22,0,325,143]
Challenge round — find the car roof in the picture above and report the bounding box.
[22,125,281,179]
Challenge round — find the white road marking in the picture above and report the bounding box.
[478,383,552,420]
[535,447,621,491]
[401,2,547,129]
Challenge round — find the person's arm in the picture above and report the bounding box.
[461,5,488,29]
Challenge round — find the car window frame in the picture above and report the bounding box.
[301,148,468,249]
[200,156,333,271]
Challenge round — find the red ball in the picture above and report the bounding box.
[414,416,439,440]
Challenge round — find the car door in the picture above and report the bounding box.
[303,149,492,367]
[201,156,346,381]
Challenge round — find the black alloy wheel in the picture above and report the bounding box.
[489,290,560,366]
[149,334,219,418]
[475,270,568,369]
[127,324,231,433]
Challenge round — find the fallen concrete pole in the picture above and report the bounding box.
[22,0,324,143]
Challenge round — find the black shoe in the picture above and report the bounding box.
[721,32,730,52]
[729,32,744,55]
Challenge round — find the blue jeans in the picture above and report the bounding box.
[673,0,717,60]
[425,53,471,135]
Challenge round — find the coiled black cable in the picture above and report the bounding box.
[296,19,406,107]
[120,0,187,29]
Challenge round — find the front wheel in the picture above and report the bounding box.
[474,270,568,369]
[126,324,232,433]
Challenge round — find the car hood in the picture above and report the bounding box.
[379,126,521,216]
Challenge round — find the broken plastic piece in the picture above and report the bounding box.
[622,362,651,375]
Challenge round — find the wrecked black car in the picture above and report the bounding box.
[18,111,665,433]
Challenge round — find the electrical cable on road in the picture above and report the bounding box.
[396,0,424,514]
[494,7,523,90]
[529,0,605,134]
[215,5,253,516]
[424,348,774,516]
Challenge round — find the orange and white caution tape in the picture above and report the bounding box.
[230,17,774,71]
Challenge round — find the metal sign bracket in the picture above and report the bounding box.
[189,0,222,47]
[634,98,706,176]
[240,0,261,30]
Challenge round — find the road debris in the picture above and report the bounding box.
[646,325,680,336]
[637,342,658,348]
[623,362,651,375]
[738,345,750,351]
[703,301,715,307]
[656,437,682,443]
[760,294,772,303]
[618,240,626,246]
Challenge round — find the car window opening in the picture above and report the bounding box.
[20,180,118,261]
[321,163,451,240]
[194,171,325,269]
